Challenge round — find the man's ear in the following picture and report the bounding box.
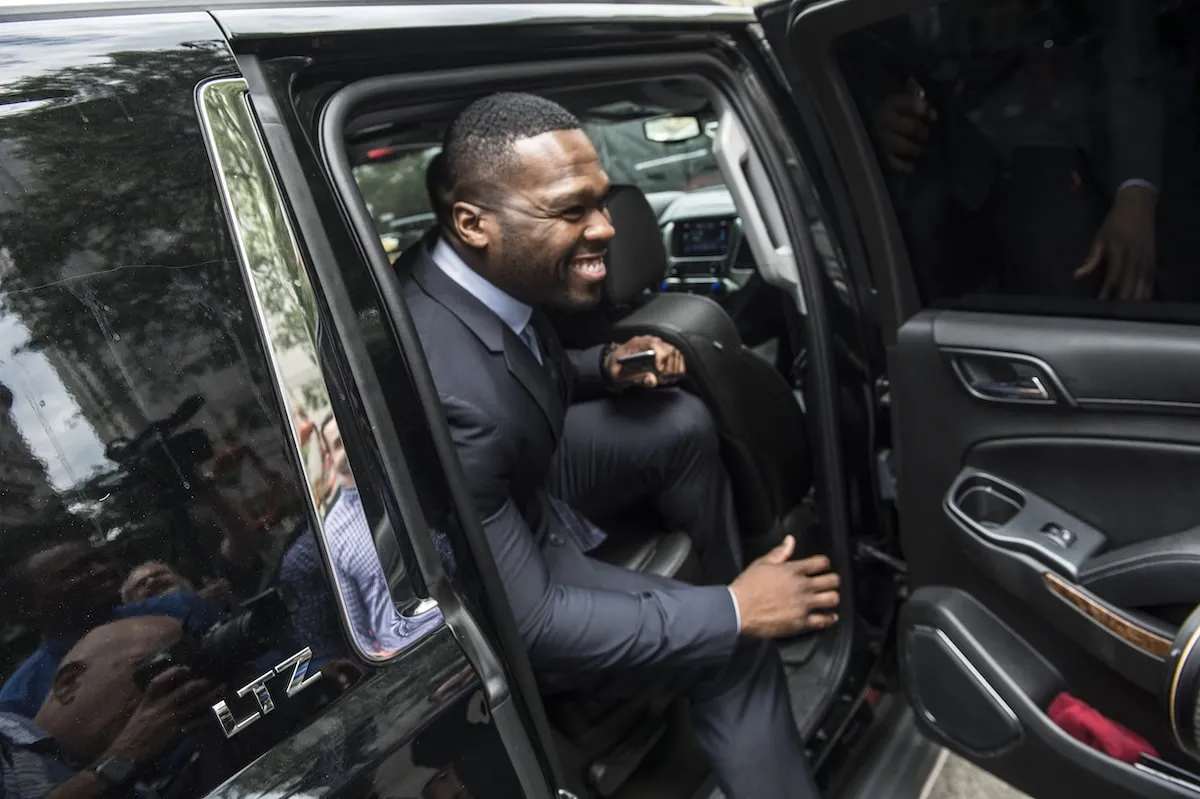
[451,201,491,250]
[49,661,86,706]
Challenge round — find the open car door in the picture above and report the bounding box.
[758,0,1200,796]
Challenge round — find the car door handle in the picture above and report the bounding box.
[970,375,1051,401]
[949,351,1062,405]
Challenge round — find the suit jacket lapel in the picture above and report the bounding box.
[530,309,570,409]
[409,245,564,439]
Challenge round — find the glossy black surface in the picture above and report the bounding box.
[0,12,518,799]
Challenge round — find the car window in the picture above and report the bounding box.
[833,0,1193,312]
[353,115,723,254]
[354,146,441,258]
[0,21,439,799]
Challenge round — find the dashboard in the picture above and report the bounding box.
[650,186,755,298]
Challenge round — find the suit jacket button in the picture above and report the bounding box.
[549,533,564,546]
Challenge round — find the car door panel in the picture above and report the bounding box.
[892,308,1200,792]
[902,587,1198,798]
[756,0,1200,791]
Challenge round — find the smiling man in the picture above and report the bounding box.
[400,92,838,798]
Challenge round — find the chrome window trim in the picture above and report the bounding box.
[196,75,442,664]
[214,2,755,38]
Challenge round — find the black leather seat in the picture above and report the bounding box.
[565,185,815,553]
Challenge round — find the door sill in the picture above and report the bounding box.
[828,699,944,799]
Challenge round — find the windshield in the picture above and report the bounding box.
[584,117,723,197]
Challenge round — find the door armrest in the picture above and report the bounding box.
[1079,526,1200,610]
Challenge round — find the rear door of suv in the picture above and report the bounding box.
[759,0,1200,796]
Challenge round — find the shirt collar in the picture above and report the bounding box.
[0,712,53,746]
[429,237,532,336]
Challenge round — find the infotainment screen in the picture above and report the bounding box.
[675,218,731,258]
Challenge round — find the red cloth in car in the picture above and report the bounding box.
[1048,692,1158,764]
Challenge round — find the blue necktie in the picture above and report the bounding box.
[519,322,543,365]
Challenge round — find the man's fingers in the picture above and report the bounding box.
[1119,261,1143,301]
[1075,234,1105,279]
[170,679,220,709]
[762,535,796,565]
[804,612,839,631]
[806,590,841,611]
[886,155,914,175]
[885,93,928,120]
[1099,245,1126,300]
[881,131,924,160]
[668,350,686,378]
[1136,274,1154,301]
[887,112,930,143]
[145,666,192,697]
[806,572,841,593]
[791,554,832,575]
[1120,251,1152,301]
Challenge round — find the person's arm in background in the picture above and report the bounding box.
[442,392,741,672]
[1076,0,1165,300]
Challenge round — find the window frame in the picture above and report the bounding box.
[314,46,863,759]
[197,75,444,665]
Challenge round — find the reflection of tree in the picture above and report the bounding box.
[0,41,302,560]
[353,148,439,233]
[0,44,242,370]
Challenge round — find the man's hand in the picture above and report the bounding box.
[197,578,234,609]
[729,535,840,639]
[873,90,936,175]
[107,666,221,766]
[1074,185,1157,300]
[604,335,685,389]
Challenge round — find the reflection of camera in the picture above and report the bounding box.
[106,395,213,502]
[134,587,296,690]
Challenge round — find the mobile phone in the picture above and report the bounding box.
[616,349,657,376]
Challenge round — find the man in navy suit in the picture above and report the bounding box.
[401,92,839,797]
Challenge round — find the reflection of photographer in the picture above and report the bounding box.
[134,587,293,692]
[0,617,222,799]
[0,541,224,719]
[104,395,212,503]
[104,395,271,598]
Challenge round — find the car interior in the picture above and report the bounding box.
[342,76,873,798]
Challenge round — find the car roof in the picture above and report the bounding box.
[0,0,747,22]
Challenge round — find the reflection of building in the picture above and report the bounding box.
[0,383,68,532]
[40,344,140,448]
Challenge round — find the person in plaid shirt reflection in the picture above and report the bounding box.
[281,413,444,661]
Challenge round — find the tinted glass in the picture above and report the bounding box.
[0,16,394,797]
[833,0,1196,308]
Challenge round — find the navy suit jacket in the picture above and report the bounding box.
[398,241,739,678]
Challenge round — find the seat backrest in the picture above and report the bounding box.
[603,186,813,541]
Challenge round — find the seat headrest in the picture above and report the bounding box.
[605,185,667,306]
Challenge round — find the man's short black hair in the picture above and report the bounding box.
[425,151,449,229]
[440,92,581,208]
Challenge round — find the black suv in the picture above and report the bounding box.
[4,1,1200,798]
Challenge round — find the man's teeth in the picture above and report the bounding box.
[574,257,605,273]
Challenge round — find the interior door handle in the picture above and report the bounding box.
[970,375,1051,401]
[949,352,1061,405]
